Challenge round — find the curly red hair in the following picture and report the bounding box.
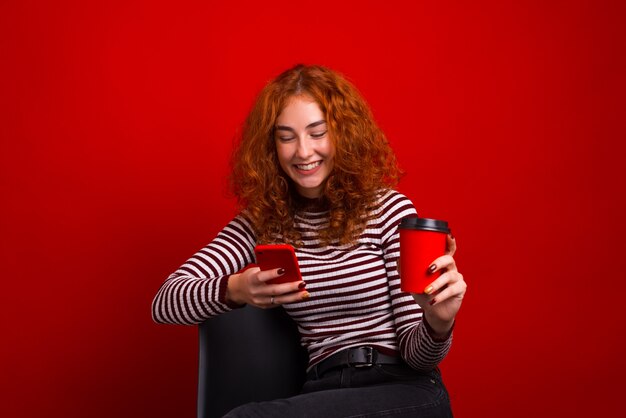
[230,64,402,245]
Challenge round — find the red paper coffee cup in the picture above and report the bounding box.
[398,217,450,293]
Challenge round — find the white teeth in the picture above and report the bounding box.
[296,161,321,170]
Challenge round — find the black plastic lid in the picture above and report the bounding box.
[399,217,450,233]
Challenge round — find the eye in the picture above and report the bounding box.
[310,131,327,139]
[276,135,295,142]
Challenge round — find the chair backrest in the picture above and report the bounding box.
[197,306,309,418]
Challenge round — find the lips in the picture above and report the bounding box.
[294,161,322,171]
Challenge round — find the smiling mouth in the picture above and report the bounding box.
[294,161,322,171]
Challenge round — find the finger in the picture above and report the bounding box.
[257,268,307,295]
[445,233,456,256]
[270,290,311,306]
[428,278,466,306]
[258,268,302,283]
[256,267,289,283]
[424,271,464,295]
[427,255,457,275]
[265,279,307,297]
[254,295,282,310]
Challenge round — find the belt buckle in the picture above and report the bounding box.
[352,346,375,368]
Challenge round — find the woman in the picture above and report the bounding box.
[152,64,466,417]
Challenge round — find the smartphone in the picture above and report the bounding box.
[254,244,303,285]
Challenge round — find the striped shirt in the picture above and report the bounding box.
[152,189,452,371]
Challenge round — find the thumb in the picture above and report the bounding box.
[445,234,456,256]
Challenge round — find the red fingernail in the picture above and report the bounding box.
[277,268,285,275]
[429,299,437,306]
[298,282,307,289]
[427,264,437,274]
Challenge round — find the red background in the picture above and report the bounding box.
[2,1,625,417]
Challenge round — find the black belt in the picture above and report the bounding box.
[308,346,402,379]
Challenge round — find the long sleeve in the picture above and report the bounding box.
[378,192,453,371]
[151,214,257,325]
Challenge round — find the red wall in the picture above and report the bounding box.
[2,1,625,417]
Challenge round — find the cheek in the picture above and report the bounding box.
[323,140,335,160]
[275,145,291,169]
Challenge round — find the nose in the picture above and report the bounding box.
[295,138,313,159]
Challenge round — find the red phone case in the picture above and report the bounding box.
[254,244,302,284]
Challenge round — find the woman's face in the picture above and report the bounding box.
[274,96,335,198]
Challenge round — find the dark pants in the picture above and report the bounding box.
[224,364,453,417]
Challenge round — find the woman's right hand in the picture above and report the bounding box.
[226,266,309,308]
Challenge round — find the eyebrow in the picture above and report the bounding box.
[275,120,327,132]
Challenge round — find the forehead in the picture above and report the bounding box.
[276,96,325,125]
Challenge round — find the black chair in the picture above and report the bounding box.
[197,306,309,418]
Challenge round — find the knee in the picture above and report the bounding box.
[222,402,256,418]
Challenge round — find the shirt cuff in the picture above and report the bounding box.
[422,315,454,342]
[218,275,245,309]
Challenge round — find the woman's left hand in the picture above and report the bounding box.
[411,234,467,337]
